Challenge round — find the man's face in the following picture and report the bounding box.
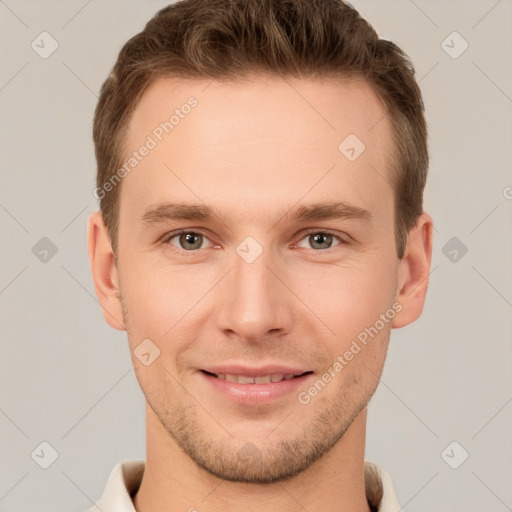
[116,76,400,483]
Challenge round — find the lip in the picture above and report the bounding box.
[201,364,309,377]
[198,366,314,405]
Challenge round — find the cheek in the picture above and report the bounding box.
[292,258,397,341]
[118,257,225,371]
[119,256,205,330]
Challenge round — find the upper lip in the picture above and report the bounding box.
[201,365,311,377]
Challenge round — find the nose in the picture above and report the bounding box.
[214,242,294,343]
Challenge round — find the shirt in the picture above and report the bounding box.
[86,459,401,512]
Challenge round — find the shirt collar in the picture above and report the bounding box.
[88,459,401,512]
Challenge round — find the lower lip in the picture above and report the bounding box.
[199,371,314,405]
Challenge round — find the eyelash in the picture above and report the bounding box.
[161,229,348,254]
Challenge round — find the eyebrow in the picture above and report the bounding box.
[140,201,372,227]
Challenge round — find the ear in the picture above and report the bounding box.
[87,211,126,331]
[392,212,434,329]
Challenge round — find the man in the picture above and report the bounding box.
[87,0,433,510]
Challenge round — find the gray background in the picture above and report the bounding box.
[0,0,511,510]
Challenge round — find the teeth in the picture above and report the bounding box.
[237,375,255,384]
[214,372,302,383]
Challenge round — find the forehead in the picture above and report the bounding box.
[128,74,390,148]
[120,75,395,226]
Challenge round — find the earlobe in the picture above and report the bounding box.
[87,211,126,331]
[391,212,434,329]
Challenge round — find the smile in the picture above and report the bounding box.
[202,370,312,384]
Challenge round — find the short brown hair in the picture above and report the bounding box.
[93,0,428,259]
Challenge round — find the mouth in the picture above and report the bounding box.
[197,363,316,405]
[200,369,314,384]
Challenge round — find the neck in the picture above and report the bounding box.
[133,405,372,512]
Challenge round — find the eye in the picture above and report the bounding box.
[162,230,213,251]
[295,230,345,251]
[161,229,347,253]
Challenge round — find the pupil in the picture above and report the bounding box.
[312,233,331,249]
[181,233,200,250]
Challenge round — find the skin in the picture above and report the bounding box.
[88,75,433,512]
